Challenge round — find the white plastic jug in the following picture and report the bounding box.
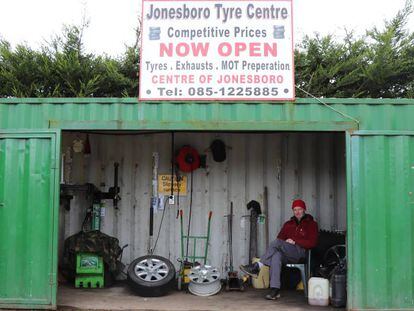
[308,277,329,306]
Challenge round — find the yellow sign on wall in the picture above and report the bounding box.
[158,175,187,195]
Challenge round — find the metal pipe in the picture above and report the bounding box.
[204,211,213,265]
[171,132,175,197]
[229,202,233,271]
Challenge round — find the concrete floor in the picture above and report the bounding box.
[58,282,344,311]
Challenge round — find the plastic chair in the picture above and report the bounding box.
[286,249,311,297]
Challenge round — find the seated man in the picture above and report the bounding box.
[240,199,318,300]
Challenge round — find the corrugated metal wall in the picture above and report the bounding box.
[3,99,414,310]
[349,133,414,310]
[0,134,57,308]
[1,98,414,132]
[59,131,346,274]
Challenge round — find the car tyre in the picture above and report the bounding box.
[127,255,176,297]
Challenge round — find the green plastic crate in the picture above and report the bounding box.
[75,275,104,288]
[75,253,105,288]
[76,253,104,274]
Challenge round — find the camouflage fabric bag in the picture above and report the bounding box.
[61,230,122,279]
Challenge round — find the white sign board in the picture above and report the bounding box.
[139,0,294,101]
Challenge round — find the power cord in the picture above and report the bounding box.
[295,85,360,125]
[151,198,168,254]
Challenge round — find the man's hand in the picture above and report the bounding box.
[286,238,295,244]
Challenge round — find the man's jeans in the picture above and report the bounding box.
[260,239,306,289]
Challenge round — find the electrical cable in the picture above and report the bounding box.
[151,198,168,254]
[176,171,180,219]
[151,132,175,255]
[68,130,170,136]
[170,132,175,198]
[185,169,194,261]
[295,85,360,125]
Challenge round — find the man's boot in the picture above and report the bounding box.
[265,288,281,300]
[239,262,260,278]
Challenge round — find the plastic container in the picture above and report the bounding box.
[76,253,103,274]
[251,257,270,289]
[308,277,329,306]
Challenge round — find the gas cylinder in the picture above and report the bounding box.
[330,270,347,308]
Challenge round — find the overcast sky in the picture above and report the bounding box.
[0,0,412,57]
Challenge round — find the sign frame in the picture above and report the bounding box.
[139,0,295,102]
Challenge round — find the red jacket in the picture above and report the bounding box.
[277,214,318,249]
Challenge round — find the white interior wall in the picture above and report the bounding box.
[59,131,346,275]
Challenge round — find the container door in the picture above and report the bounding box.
[348,132,414,310]
[0,132,59,309]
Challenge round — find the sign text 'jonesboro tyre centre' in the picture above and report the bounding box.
[139,0,294,101]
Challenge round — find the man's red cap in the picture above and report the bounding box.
[292,199,306,210]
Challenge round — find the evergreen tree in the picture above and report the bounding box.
[0,1,413,98]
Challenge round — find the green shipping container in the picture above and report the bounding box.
[0,131,60,309]
[348,132,414,309]
[0,98,413,310]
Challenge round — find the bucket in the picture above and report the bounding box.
[251,257,269,289]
